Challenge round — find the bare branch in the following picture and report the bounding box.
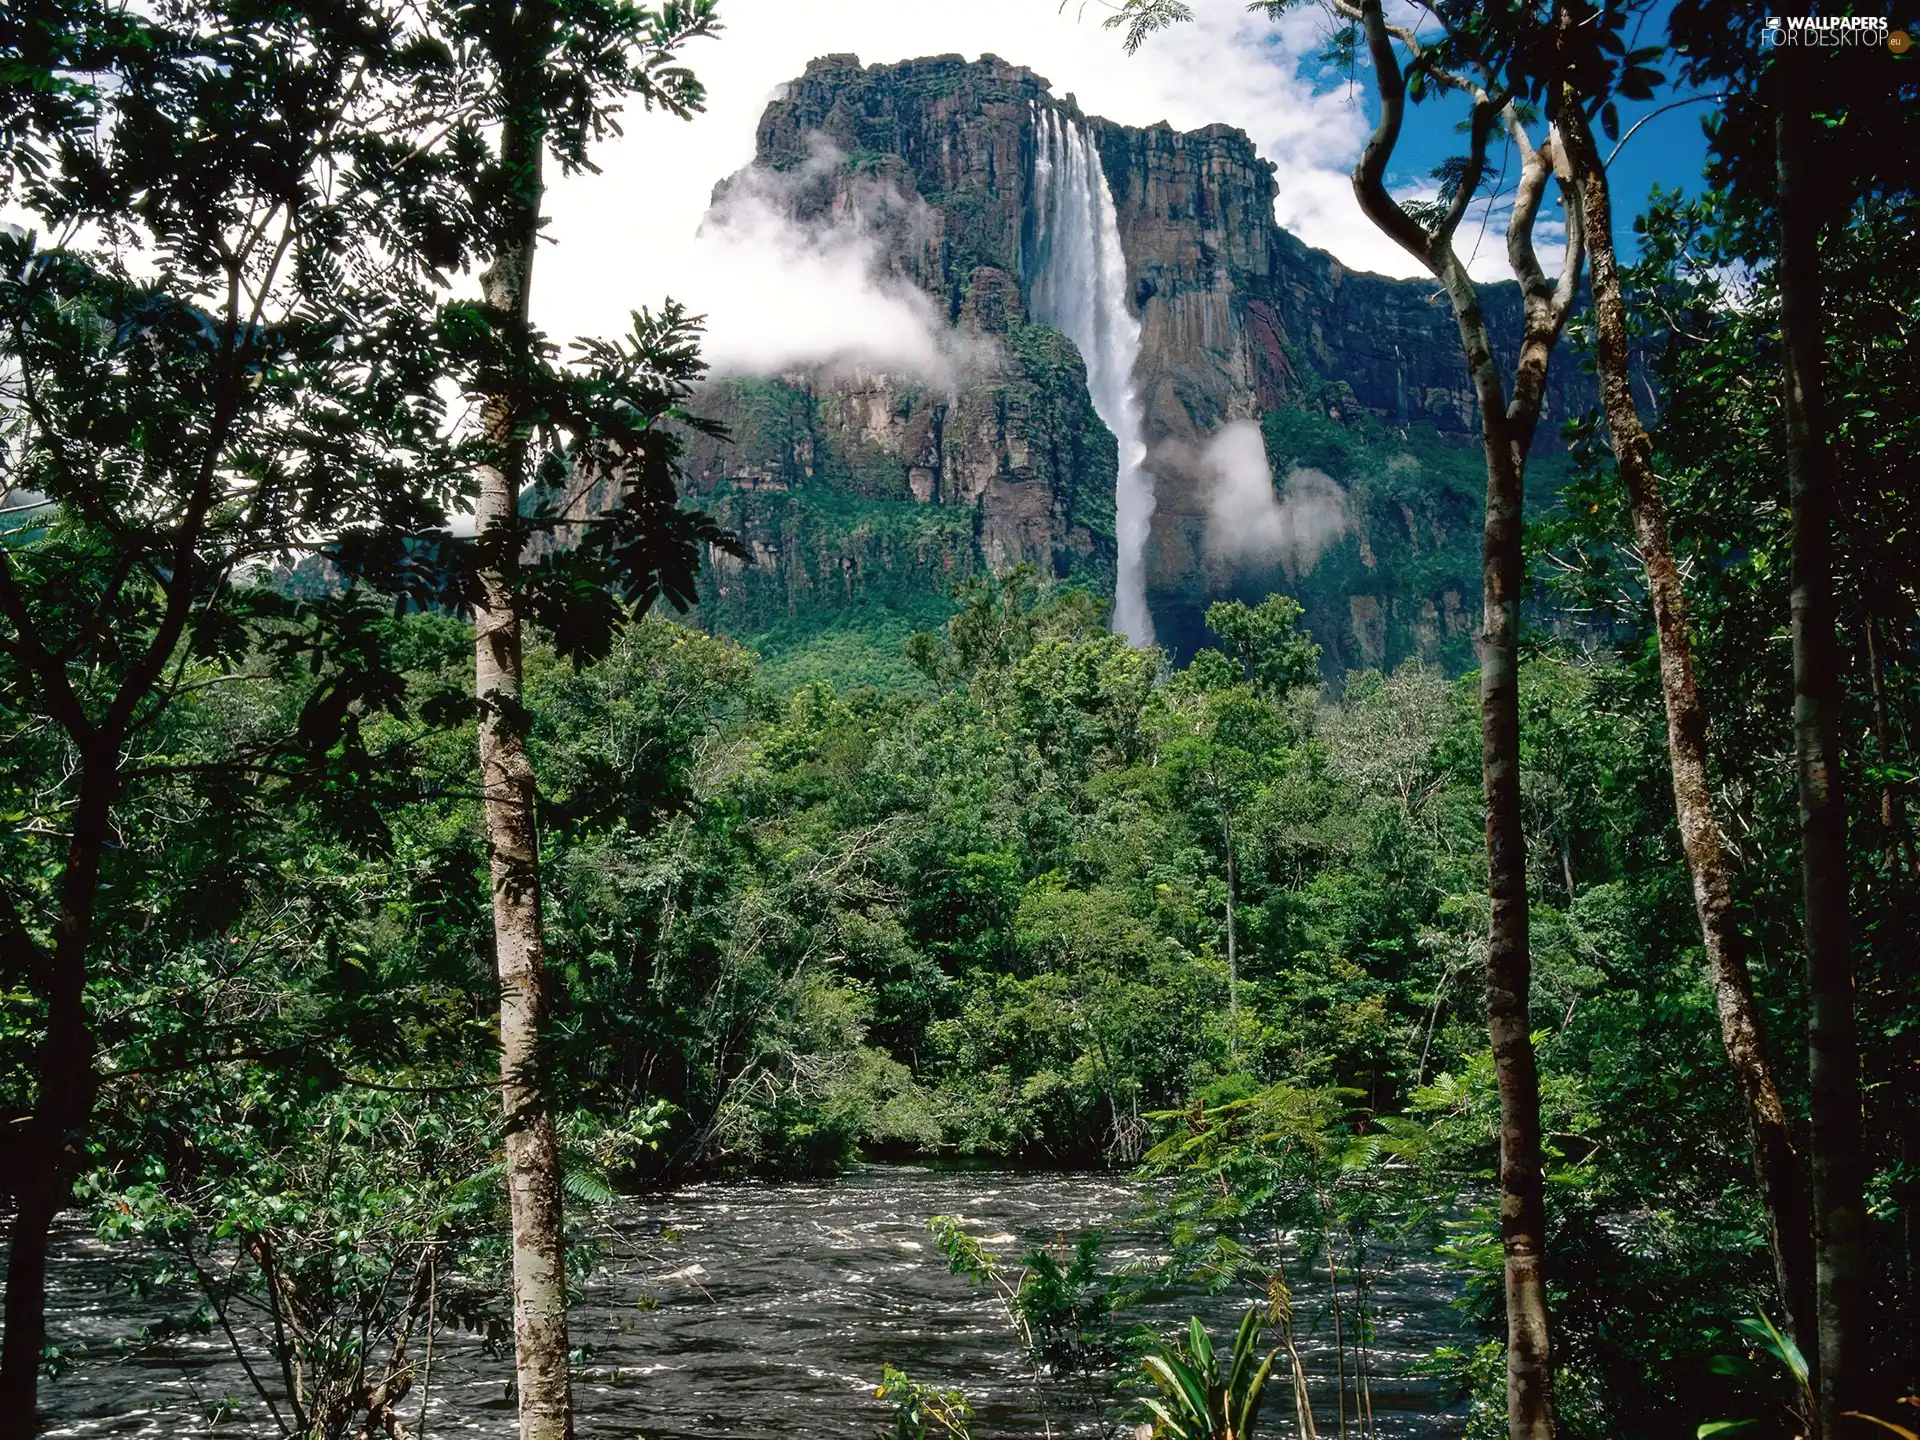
[1506,111,1553,299]
[1350,0,1437,267]
[1547,150,1586,333]
[1435,96,1500,248]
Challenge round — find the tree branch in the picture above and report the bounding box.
[1436,96,1500,248]
[1350,0,1437,266]
[0,547,96,745]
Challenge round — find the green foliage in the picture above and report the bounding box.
[1006,1230,1120,1380]
[1103,0,1195,57]
[933,1215,1115,1361]
[926,1215,1125,1426]
[20,518,1901,1436]
[744,595,953,697]
[84,1078,504,1439]
[9,0,1908,1436]
[0,0,730,1361]
[1693,1313,1813,1440]
[877,1364,976,1440]
[1203,596,1320,699]
[1140,1310,1276,1440]
[1537,182,1920,1431]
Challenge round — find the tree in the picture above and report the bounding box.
[1156,681,1276,1056]
[1772,45,1868,1436]
[1520,0,1826,1382]
[1561,98,1818,1399]
[1539,135,1919,1440]
[0,3,729,1433]
[1169,598,1321,1051]
[0,5,469,1425]
[427,3,721,1433]
[1204,595,1321,698]
[1109,4,1587,1432]
[1661,6,1918,1422]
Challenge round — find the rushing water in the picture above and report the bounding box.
[31,1167,1465,1438]
[1027,105,1156,649]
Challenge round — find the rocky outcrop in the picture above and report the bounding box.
[683,264,1116,635]
[682,52,1583,663]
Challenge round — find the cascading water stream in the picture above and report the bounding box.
[1028,104,1155,647]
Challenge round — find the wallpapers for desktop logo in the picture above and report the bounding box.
[1762,14,1911,50]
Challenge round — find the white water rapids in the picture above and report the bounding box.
[30,1168,1466,1436]
[1029,104,1156,647]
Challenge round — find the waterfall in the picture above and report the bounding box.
[1028,104,1155,647]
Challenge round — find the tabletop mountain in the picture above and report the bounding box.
[666,53,1583,678]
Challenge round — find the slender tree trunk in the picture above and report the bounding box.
[1777,51,1870,1436]
[1430,245,1565,1440]
[1439,239,1558,1440]
[1569,124,1820,1373]
[1432,208,1560,1440]
[1475,408,1555,1440]
[1224,810,1237,1058]
[1343,14,1570,1431]
[474,115,572,1440]
[0,759,116,1440]
[1326,1227,1349,1440]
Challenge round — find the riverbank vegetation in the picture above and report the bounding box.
[3,0,1917,1437]
[9,481,1916,1435]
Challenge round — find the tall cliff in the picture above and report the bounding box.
[684,267,1117,644]
[681,52,1581,674]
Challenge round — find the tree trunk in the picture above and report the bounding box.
[1435,246,1558,1440]
[1777,50,1870,1437]
[1432,251,1557,1440]
[1569,122,1819,1374]
[0,759,116,1440]
[1474,407,1555,1440]
[1343,15,1567,1431]
[1426,201,1558,1440]
[474,118,573,1440]
[1224,810,1238,1058]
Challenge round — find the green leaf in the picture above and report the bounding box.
[1188,1314,1213,1377]
[1226,1305,1261,1398]
[1738,1311,1809,1385]
[1141,1398,1189,1437]
[1145,1353,1209,1423]
[1234,1350,1277,1439]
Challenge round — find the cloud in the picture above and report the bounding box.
[1196,421,1347,575]
[685,135,978,385]
[4,0,1645,351]
[533,0,1394,346]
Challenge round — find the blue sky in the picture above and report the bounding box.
[1285,0,1719,273]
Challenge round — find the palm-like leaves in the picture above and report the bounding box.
[1143,1308,1277,1440]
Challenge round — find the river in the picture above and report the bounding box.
[31,1167,1467,1438]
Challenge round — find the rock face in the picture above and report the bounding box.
[684,266,1117,637]
[682,52,1582,666]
